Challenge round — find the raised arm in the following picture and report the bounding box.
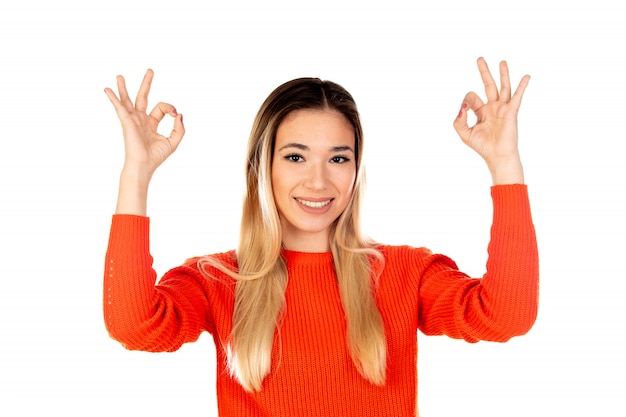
[103,71,211,351]
[104,69,185,215]
[418,58,537,341]
[453,57,530,185]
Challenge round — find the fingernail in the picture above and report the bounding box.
[172,108,177,116]
[457,103,466,118]
[180,114,183,123]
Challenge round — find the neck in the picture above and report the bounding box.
[281,235,331,252]
[280,227,331,253]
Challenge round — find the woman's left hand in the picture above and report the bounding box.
[453,57,530,184]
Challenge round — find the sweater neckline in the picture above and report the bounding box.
[281,249,334,266]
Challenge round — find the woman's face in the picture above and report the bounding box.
[272,108,357,252]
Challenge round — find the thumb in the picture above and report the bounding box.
[452,101,472,144]
[452,92,483,144]
[167,113,185,152]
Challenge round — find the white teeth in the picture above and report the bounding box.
[296,198,331,208]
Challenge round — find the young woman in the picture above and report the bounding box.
[103,58,538,416]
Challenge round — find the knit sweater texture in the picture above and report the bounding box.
[104,184,538,416]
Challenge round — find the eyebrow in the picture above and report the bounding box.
[277,143,355,153]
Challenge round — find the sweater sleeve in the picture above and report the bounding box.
[103,215,214,352]
[417,184,539,342]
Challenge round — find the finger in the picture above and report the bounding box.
[499,61,512,102]
[148,102,178,123]
[135,69,154,113]
[510,74,531,110]
[453,101,472,144]
[477,57,499,102]
[453,92,485,143]
[462,91,485,116]
[116,75,133,110]
[103,87,128,117]
[167,114,185,152]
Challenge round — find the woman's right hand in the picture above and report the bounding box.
[104,69,184,182]
[105,69,184,215]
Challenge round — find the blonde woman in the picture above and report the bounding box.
[103,58,537,416]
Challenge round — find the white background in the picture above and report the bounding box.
[1,1,624,415]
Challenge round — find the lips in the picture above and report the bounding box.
[294,198,333,209]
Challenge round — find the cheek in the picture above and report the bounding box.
[270,173,281,200]
[337,171,357,200]
[271,167,290,202]
[270,162,280,190]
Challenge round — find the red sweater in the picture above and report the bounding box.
[104,184,538,416]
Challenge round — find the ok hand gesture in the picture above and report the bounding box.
[453,58,530,184]
[104,69,184,182]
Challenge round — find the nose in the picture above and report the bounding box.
[304,161,328,191]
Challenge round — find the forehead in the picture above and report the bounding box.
[276,109,354,146]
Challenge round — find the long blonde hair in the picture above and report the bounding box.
[199,78,386,392]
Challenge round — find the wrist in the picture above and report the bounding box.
[115,170,151,216]
[120,161,154,184]
[488,155,525,185]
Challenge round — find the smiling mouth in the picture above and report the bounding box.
[295,198,333,208]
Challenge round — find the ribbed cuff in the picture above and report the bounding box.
[491,184,532,225]
[109,214,151,253]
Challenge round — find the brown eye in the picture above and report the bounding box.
[331,156,349,163]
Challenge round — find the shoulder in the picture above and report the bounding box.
[182,250,237,269]
[375,244,459,274]
[179,250,238,278]
[159,250,238,290]
[377,244,432,263]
